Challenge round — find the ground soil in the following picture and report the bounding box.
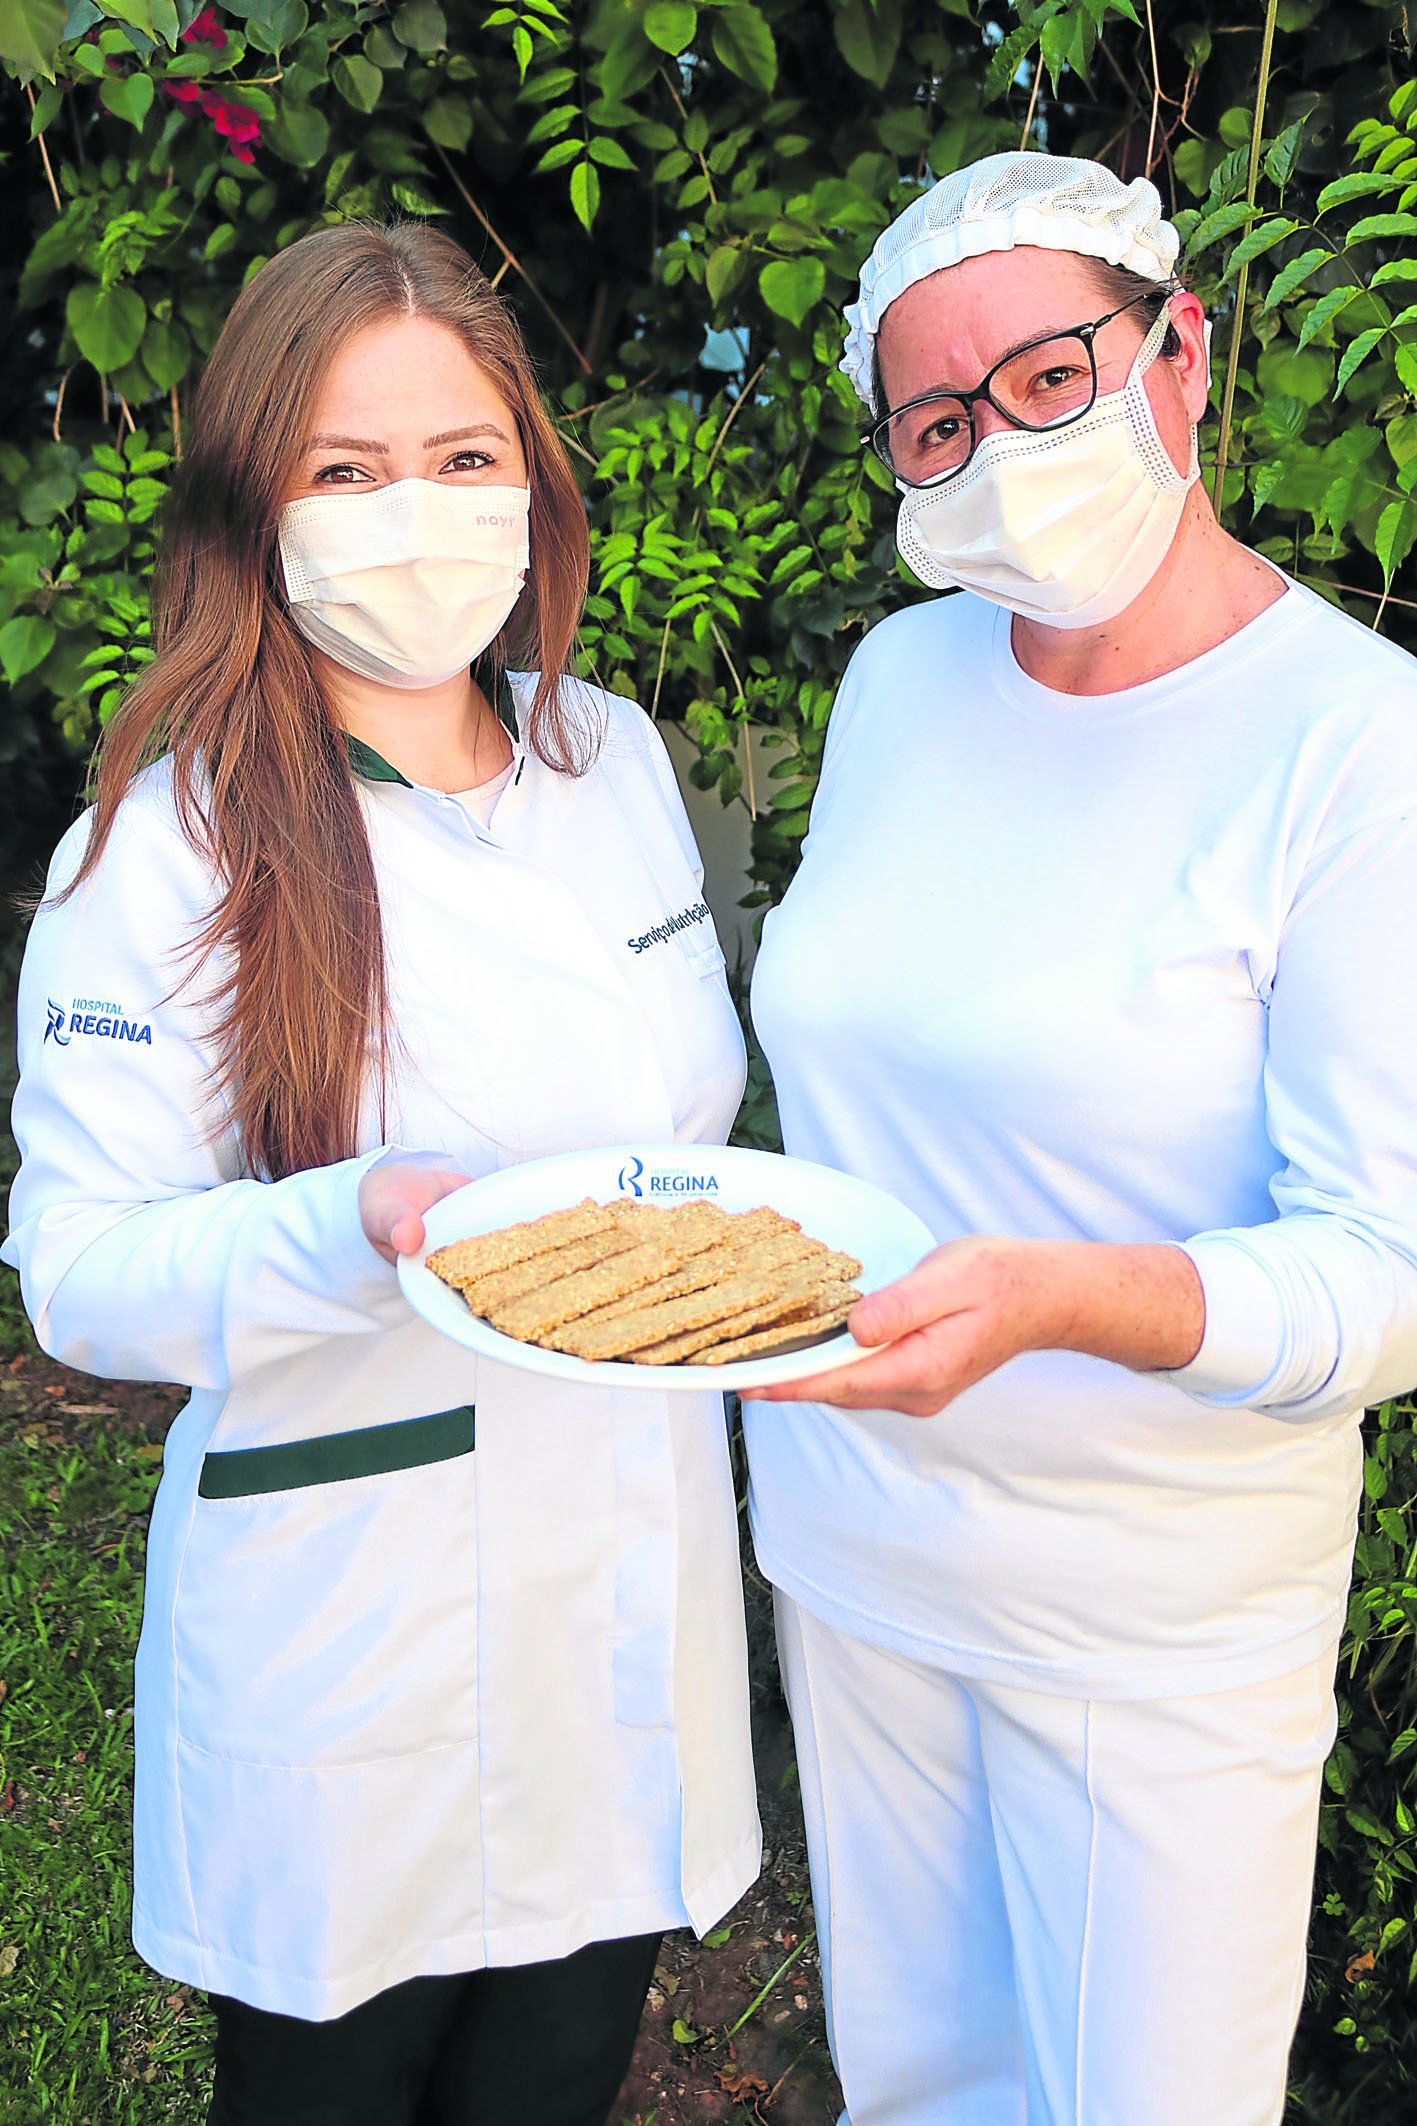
[4,1349,844,2126]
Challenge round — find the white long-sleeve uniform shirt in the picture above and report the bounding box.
[4,678,761,2018]
[747,580,1417,1699]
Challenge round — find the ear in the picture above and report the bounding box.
[1164,291,1212,425]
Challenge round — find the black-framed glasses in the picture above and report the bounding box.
[863,287,1174,490]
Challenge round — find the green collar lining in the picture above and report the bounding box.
[343,671,520,790]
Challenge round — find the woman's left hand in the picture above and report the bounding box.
[742,1235,1205,1418]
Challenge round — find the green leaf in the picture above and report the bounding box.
[833,0,902,90]
[1336,326,1386,397]
[1371,259,1417,288]
[0,0,67,78]
[66,280,147,371]
[332,53,382,113]
[569,157,600,231]
[141,315,190,390]
[1262,116,1308,188]
[29,74,60,131]
[1184,200,1261,255]
[1296,286,1359,350]
[670,2017,701,2044]
[1261,247,1328,312]
[98,69,154,128]
[393,0,445,51]
[263,99,329,167]
[702,1925,733,1948]
[244,0,305,51]
[1224,216,1299,276]
[422,96,471,151]
[759,254,824,327]
[711,3,776,92]
[0,613,56,684]
[1260,393,1307,442]
[1316,171,1406,215]
[1376,497,1417,582]
[364,23,404,67]
[389,178,445,216]
[525,102,576,144]
[1348,212,1417,245]
[535,137,581,172]
[588,135,635,170]
[643,0,695,54]
[983,20,1032,103]
[705,242,740,305]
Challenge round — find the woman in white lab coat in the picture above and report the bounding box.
[4,221,759,2126]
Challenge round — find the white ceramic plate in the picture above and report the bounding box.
[398,1142,935,1393]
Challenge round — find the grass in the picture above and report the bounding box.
[0,1404,215,2124]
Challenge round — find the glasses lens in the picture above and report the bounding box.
[879,394,973,484]
[992,333,1096,431]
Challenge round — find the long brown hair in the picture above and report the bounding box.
[64,221,592,1181]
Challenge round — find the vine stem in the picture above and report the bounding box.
[26,85,64,215]
[723,1931,813,2039]
[649,614,672,719]
[1210,0,1281,514]
[432,145,592,376]
[52,365,73,444]
[1143,0,1162,173]
[1018,62,1042,151]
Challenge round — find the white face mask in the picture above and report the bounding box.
[278,478,531,689]
[894,305,1199,629]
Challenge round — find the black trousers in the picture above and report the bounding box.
[206,1933,663,2126]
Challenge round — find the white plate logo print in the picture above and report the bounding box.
[616,1154,721,1200]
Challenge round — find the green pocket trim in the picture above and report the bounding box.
[198,1405,475,1501]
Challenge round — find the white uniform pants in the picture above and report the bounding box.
[775,1594,1339,2126]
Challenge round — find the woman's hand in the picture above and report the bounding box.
[359,1152,471,1264]
[743,1236,1205,1419]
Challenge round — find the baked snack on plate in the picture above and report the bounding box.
[398,1143,935,1393]
[426,1198,863,1366]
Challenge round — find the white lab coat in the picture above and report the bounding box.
[3,676,761,2021]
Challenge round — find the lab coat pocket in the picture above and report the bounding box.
[174,1407,478,1769]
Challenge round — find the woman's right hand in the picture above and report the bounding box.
[359,1151,471,1264]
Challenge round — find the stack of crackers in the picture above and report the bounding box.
[425,1197,863,1366]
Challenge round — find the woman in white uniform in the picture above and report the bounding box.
[744,154,1417,2125]
[3,221,760,2125]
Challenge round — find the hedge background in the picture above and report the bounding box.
[1,0,1416,2115]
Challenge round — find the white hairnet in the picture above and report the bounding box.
[842,151,1180,411]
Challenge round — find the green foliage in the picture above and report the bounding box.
[2,4,1416,2112]
[0,1411,216,2118]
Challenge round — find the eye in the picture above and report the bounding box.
[920,410,964,447]
[312,461,374,486]
[440,448,494,475]
[1030,361,1086,395]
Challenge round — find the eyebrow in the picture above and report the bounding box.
[305,423,511,454]
[889,323,1084,413]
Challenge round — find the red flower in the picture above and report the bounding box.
[162,74,260,158]
[181,6,227,49]
[199,88,260,147]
